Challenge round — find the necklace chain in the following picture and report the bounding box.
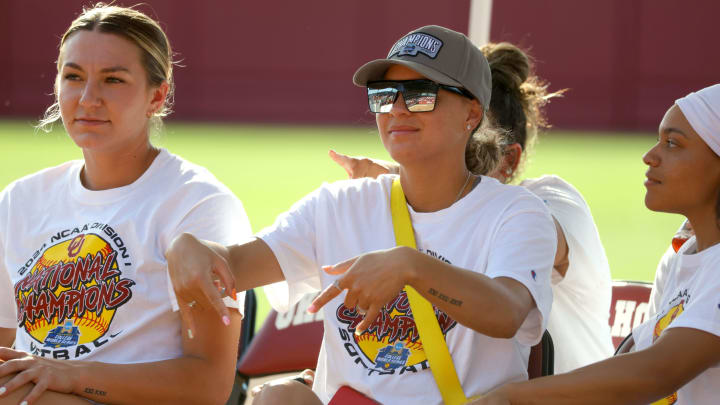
[453,171,473,204]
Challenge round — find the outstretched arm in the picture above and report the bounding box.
[473,327,720,405]
[310,246,535,338]
[328,150,397,179]
[309,195,555,338]
[166,234,285,335]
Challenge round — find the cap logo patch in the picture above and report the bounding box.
[388,33,443,59]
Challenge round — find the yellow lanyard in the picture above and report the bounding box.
[390,178,471,405]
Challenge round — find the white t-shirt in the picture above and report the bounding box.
[259,174,556,404]
[648,246,675,320]
[520,175,614,373]
[0,149,250,363]
[633,236,720,404]
[649,220,694,319]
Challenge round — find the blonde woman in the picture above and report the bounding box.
[0,4,247,404]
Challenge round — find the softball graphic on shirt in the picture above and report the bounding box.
[650,298,685,405]
[14,233,135,351]
[336,289,457,372]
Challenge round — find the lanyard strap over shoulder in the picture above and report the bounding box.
[390,178,468,405]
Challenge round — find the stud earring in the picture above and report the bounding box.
[505,168,512,175]
[466,124,472,130]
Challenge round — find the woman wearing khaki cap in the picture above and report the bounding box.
[329,40,615,376]
[166,25,557,404]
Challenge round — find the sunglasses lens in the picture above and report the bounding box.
[402,81,438,112]
[368,86,398,113]
[366,80,439,113]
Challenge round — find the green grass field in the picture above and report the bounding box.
[0,119,682,326]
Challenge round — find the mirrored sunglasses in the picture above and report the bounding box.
[367,79,473,113]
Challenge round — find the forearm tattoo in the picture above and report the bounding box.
[84,387,107,397]
[428,288,463,307]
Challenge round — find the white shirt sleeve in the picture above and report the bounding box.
[257,187,325,313]
[664,260,720,339]
[485,193,557,346]
[649,247,675,318]
[165,193,252,315]
[521,176,611,286]
[630,317,654,351]
[521,176,615,370]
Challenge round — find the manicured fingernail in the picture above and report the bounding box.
[187,329,194,339]
[322,265,332,271]
[0,386,5,395]
[231,288,238,297]
[355,328,364,336]
[307,304,317,313]
[223,316,231,326]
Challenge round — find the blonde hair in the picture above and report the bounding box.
[480,42,565,180]
[466,118,503,176]
[38,3,175,131]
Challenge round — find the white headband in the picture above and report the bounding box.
[676,84,720,157]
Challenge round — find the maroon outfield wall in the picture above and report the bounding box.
[490,0,720,131]
[0,0,718,131]
[0,0,469,128]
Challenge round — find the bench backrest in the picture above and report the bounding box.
[609,281,652,349]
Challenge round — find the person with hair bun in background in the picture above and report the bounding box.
[330,41,615,374]
[472,84,720,404]
[0,4,248,404]
[167,26,557,405]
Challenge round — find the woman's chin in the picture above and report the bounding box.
[387,150,422,168]
[644,194,676,214]
[68,132,111,151]
[643,194,661,212]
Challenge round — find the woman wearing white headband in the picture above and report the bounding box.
[166,26,557,404]
[474,84,720,405]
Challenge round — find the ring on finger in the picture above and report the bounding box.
[331,279,342,292]
[219,286,227,296]
[187,300,197,308]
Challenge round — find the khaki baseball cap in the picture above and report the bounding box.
[353,25,491,109]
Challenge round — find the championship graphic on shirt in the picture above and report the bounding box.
[650,290,687,405]
[336,289,457,375]
[14,224,135,359]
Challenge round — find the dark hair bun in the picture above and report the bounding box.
[480,42,563,152]
[484,42,530,96]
